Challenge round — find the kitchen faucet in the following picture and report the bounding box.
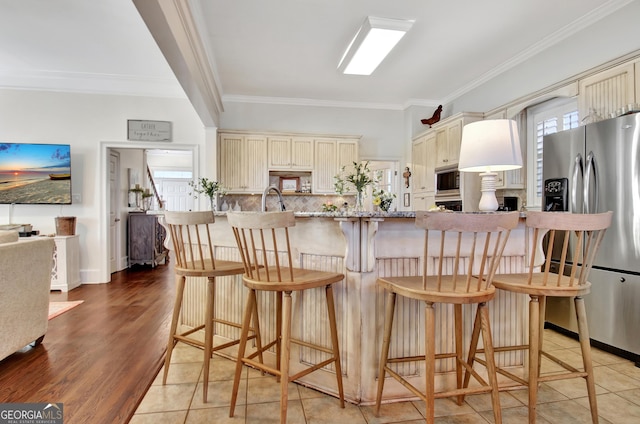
[261,185,286,211]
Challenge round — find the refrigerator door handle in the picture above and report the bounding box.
[584,151,598,214]
[571,153,583,212]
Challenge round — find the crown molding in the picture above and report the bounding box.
[222,94,409,111]
[441,0,634,105]
[0,69,185,98]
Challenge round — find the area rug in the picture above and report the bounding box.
[48,300,84,320]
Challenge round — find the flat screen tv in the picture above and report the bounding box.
[0,143,72,204]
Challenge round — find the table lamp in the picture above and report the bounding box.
[458,119,522,211]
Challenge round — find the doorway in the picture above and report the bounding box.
[366,160,400,211]
[100,142,199,283]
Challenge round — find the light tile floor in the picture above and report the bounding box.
[131,329,640,423]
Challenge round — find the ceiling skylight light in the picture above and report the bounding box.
[338,17,414,76]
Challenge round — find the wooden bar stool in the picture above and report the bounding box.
[375,211,519,424]
[485,211,612,423]
[226,211,345,424]
[162,211,262,403]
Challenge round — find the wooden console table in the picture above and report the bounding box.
[127,212,168,267]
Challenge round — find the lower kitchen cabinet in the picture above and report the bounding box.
[128,212,168,267]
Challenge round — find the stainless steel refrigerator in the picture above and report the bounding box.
[543,113,640,365]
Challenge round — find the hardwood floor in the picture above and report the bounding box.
[0,263,175,424]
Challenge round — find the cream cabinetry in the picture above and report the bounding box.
[432,113,482,169]
[495,169,524,189]
[578,62,636,120]
[636,58,640,105]
[411,133,436,192]
[267,137,314,170]
[219,133,268,193]
[435,120,462,168]
[411,132,436,209]
[219,131,359,194]
[411,113,482,210]
[313,138,360,194]
[412,192,435,211]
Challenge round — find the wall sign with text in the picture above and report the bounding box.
[127,120,172,142]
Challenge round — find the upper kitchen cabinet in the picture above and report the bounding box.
[411,132,437,211]
[220,130,359,194]
[267,136,314,170]
[411,132,436,193]
[435,121,460,168]
[313,138,359,194]
[219,132,268,193]
[432,113,483,169]
[578,62,636,120]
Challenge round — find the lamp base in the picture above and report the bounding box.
[478,172,499,212]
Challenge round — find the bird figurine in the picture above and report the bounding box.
[421,105,442,126]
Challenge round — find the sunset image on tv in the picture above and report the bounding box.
[0,143,72,204]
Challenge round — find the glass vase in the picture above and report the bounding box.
[355,191,365,212]
[209,194,218,212]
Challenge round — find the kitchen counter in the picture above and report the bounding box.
[173,212,530,404]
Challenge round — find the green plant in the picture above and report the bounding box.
[373,189,396,212]
[333,161,373,195]
[322,202,338,212]
[189,177,227,199]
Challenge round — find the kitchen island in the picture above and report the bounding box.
[174,211,529,404]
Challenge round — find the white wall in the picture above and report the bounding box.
[448,1,640,115]
[0,89,205,283]
[219,102,405,160]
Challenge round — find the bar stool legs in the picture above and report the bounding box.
[375,294,502,424]
[230,286,344,424]
[164,274,263,403]
[576,297,599,422]
[163,275,186,385]
[326,285,345,407]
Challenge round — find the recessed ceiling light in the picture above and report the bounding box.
[338,17,414,76]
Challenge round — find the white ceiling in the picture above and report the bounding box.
[0,0,632,112]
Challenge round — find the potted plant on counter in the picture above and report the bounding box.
[333,161,373,211]
[373,189,396,212]
[189,177,227,211]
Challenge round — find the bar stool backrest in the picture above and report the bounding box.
[227,211,296,282]
[164,211,218,271]
[415,211,520,292]
[524,211,613,288]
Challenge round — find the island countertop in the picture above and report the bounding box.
[213,210,526,219]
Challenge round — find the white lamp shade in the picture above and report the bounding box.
[458,119,523,172]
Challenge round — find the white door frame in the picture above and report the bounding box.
[109,150,121,273]
[100,141,199,284]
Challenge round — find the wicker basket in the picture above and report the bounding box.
[55,217,76,236]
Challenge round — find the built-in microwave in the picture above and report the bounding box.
[435,166,460,197]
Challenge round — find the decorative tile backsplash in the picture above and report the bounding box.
[219,194,356,212]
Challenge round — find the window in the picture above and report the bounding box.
[526,98,579,209]
[152,170,193,179]
[367,160,399,210]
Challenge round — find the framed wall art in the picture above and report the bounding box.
[280,177,300,193]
